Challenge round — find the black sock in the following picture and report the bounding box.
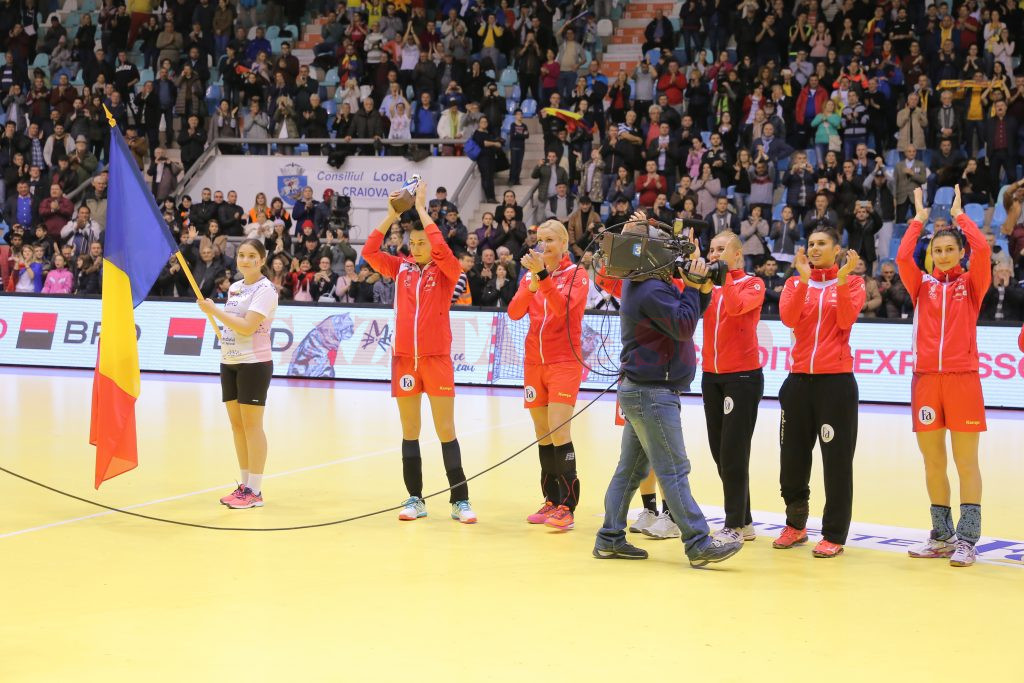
[661,499,673,522]
[641,493,658,513]
[441,439,468,504]
[401,439,423,499]
[553,442,580,511]
[538,443,559,502]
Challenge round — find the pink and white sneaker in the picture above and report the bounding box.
[220,484,246,506]
[225,488,264,509]
[527,501,557,524]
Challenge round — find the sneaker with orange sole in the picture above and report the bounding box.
[813,539,844,558]
[527,501,557,524]
[544,505,574,530]
[772,525,809,549]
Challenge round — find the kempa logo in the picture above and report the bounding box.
[164,318,207,356]
[17,312,58,350]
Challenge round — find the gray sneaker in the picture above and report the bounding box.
[689,530,744,567]
[593,542,649,560]
[629,508,658,534]
[949,539,977,567]
[740,524,757,541]
[642,511,681,539]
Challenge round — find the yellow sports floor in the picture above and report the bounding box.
[1,368,1021,682]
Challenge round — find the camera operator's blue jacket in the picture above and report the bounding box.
[619,278,702,392]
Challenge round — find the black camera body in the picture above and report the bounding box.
[327,193,352,234]
[598,218,727,286]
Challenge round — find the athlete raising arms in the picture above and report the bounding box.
[507,219,589,531]
[898,186,991,567]
[362,181,477,524]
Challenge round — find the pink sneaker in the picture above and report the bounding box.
[225,488,264,509]
[220,484,246,506]
[527,501,557,524]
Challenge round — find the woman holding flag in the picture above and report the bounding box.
[198,239,279,509]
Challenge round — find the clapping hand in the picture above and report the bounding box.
[623,210,648,235]
[794,246,811,282]
[912,186,929,223]
[950,183,963,218]
[838,249,860,283]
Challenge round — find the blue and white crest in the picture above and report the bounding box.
[277,163,306,206]
[631,243,642,257]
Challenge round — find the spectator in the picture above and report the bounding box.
[894,145,928,222]
[855,259,883,318]
[739,204,769,272]
[759,256,785,315]
[39,184,74,241]
[878,260,912,319]
[41,252,73,294]
[981,262,1024,321]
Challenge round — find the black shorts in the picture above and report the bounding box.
[220,361,273,406]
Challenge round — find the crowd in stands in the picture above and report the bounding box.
[0,0,1022,322]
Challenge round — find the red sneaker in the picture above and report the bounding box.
[813,539,844,558]
[225,488,263,509]
[219,484,246,506]
[772,525,809,549]
[527,501,557,524]
[544,505,575,531]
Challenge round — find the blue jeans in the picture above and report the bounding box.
[596,380,711,559]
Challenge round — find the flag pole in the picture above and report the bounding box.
[103,105,222,341]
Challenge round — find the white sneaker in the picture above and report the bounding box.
[450,500,478,524]
[629,509,658,534]
[642,511,681,539]
[398,496,427,521]
[740,524,756,541]
[715,527,744,544]
[949,539,976,567]
[908,536,956,559]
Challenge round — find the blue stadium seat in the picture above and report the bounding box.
[323,99,336,117]
[501,113,514,137]
[520,98,537,117]
[893,223,908,238]
[266,25,280,40]
[322,67,339,86]
[506,99,518,114]
[700,130,710,146]
[805,148,817,167]
[885,149,902,166]
[991,202,1008,229]
[772,203,784,221]
[933,186,954,206]
[964,203,986,225]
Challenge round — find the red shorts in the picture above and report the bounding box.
[391,355,455,398]
[911,372,987,433]
[524,362,583,408]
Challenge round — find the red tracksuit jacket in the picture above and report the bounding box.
[362,223,461,358]
[779,265,866,374]
[507,255,589,365]
[896,213,991,374]
[702,269,765,374]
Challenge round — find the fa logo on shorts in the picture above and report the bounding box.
[918,406,936,426]
[723,397,734,415]
[820,424,835,443]
[399,374,415,391]
[525,385,537,402]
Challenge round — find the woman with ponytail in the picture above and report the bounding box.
[897,186,991,567]
[197,238,279,509]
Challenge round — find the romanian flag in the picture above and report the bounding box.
[89,121,176,488]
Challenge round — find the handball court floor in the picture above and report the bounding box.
[1,367,1022,682]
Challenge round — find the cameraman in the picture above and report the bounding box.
[700,231,765,544]
[594,212,744,567]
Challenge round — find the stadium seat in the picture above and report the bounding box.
[32,53,49,69]
[506,99,518,114]
[284,24,299,40]
[933,186,954,206]
[323,99,336,117]
[498,66,517,88]
[520,98,537,117]
[139,68,154,83]
[805,148,817,167]
[991,202,1007,229]
[323,67,340,86]
[772,203,784,221]
[596,19,613,37]
[776,157,790,173]
[267,25,280,40]
[501,113,514,137]
[885,149,902,166]
[893,223,908,238]
[964,203,986,225]
[700,130,710,146]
